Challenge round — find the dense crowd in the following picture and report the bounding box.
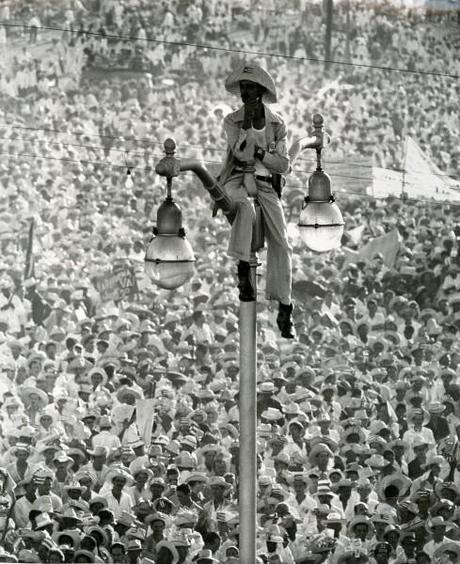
[0,0,459,563]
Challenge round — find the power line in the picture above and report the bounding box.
[5,146,457,209]
[1,22,459,79]
[0,149,374,182]
[3,125,459,182]
[2,150,460,210]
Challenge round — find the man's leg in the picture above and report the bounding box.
[225,175,257,301]
[257,183,295,338]
[225,175,256,263]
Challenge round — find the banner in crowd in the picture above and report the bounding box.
[91,261,139,302]
[136,399,157,447]
[369,136,460,202]
[341,228,402,268]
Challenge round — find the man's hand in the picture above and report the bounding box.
[243,98,262,129]
[243,100,256,128]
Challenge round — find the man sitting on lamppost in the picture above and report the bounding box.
[218,62,295,339]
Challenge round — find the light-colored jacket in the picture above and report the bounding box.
[218,104,290,185]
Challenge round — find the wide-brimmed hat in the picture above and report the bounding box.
[183,472,207,484]
[63,481,85,493]
[309,443,334,464]
[53,452,73,465]
[2,396,21,409]
[411,436,431,450]
[225,62,277,103]
[261,407,283,421]
[433,542,460,561]
[105,467,134,486]
[422,454,446,470]
[116,386,142,403]
[194,548,220,562]
[56,508,83,525]
[12,443,31,456]
[348,515,373,532]
[407,408,430,425]
[18,385,48,407]
[321,512,346,526]
[35,512,54,530]
[427,401,445,414]
[364,454,387,470]
[208,476,232,490]
[88,366,108,386]
[342,425,366,443]
[426,515,453,532]
[314,484,334,499]
[87,446,108,457]
[379,472,412,500]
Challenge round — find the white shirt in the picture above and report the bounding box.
[92,430,122,453]
[104,490,133,519]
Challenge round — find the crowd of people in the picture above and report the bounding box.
[0,0,459,563]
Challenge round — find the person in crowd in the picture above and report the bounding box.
[0,0,458,562]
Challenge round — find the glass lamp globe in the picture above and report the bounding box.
[145,235,195,290]
[298,201,344,253]
[298,168,344,253]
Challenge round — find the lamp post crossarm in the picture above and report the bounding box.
[155,139,237,224]
[288,113,330,168]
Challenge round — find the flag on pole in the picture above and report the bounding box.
[369,137,460,202]
[341,229,402,269]
[136,399,156,447]
[24,218,35,280]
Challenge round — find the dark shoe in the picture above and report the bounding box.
[277,302,296,339]
[237,261,255,302]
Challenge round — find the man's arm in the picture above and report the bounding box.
[255,122,290,174]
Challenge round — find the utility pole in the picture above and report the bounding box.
[345,0,351,63]
[324,0,333,70]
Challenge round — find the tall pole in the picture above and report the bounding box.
[324,0,333,71]
[238,252,258,563]
[345,0,351,63]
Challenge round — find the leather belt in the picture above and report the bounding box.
[255,175,272,183]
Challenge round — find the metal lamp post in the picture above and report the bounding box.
[144,115,342,563]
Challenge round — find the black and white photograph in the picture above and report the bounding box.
[0,0,460,562]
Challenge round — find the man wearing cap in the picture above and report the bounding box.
[218,62,295,339]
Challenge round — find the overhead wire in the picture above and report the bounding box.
[1,125,459,181]
[0,148,372,181]
[3,147,459,209]
[1,22,459,79]
[2,150,460,211]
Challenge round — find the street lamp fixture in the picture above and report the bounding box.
[295,114,344,252]
[144,139,195,289]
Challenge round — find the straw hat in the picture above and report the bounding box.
[35,512,54,530]
[422,454,446,470]
[407,408,430,425]
[427,401,445,414]
[195,549,219,562]
[321,512,346,526]
[116,386,142,403]
[18,385,48,407]
[425,515,453,533]
[208,476,232,490]
[348,515,373,532]
[309,443,334,464]
[433,542,460,561]
[224,62,277,103]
